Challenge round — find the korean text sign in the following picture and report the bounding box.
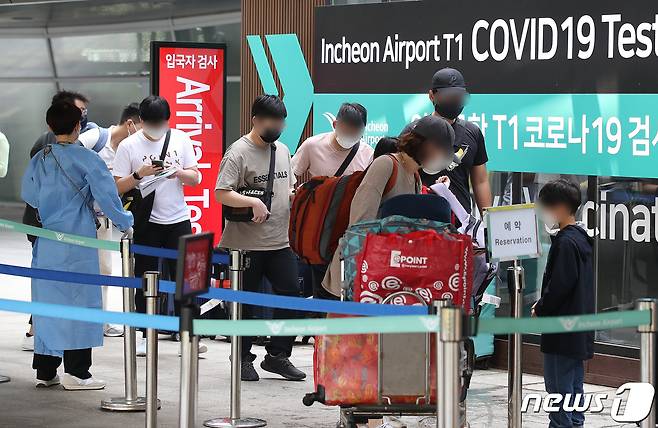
[486,204,541,262]
[310,1,658,179]
[176,232,213,300]
[152,42,225,244]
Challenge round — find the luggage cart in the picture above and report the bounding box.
[303,291,472,428]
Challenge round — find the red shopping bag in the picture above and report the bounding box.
[354,230,473,311]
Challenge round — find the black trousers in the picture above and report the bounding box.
[33,348,92,381]
[310,263,339,301]
[134,220,192,333]
[241,248,300,359]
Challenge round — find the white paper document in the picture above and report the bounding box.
[138,167,177,197]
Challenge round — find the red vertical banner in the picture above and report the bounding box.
[151,42,226,244]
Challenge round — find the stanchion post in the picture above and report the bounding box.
[637,298,657,428]
[507,262,524,428]
[432,299,451,426]
[179,305,196,428]
[438,305,462,428]
[101,234,146,411]
[144,272,162,428]
[204,249,266,428]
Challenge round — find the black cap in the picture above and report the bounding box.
[410,115,455,150]
[431,67,467,93]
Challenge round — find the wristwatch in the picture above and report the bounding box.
[132,171,142,180]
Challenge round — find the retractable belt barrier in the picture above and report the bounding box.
[0,297,650,337]
[0,218,229,265]
[0,263,427,317]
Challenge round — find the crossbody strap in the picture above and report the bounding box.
[43,144,99,227]
[160,130,171,161]
[265,143,277,210]
[91,127,110,153]
[334,142,360,177]
[382,154,421,195]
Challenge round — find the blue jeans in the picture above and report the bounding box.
[543,353,585,428]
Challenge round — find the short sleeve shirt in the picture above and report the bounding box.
[113,128,197,224]
[215,136,294,251]
[291,132,373,178]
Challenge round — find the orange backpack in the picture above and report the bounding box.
[289,155,399,265]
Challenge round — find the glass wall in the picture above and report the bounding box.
[491,172,651,350]
[0,17,240,203]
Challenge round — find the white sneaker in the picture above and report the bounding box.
[136,337,147,357]
[61,373,105,390]
[178,342,208,357]
[104,324,124,337]
[36,375,60,388]
[22,334,34,351]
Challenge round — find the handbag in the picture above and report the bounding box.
[223,143,277,222]
[355,229,473,311]
[121,130,171,228]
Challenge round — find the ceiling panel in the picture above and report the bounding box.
[0,0,239,29]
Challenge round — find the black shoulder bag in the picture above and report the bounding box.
[122,130,171,229]
[223,143,277,222]
[333,142,360,177]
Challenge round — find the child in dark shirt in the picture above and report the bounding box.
[532,179,594,428]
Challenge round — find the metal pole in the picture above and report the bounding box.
[180,305,201,428]
[144,272,162,428]
[507,262,524,428]
[438,305,462,428]
[179,326,194,428]
[637,298,657,428]
[102,234,146,411]
[433,299,451,427]
[204,250,266,428]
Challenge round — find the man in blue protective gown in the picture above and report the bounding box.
[21,101,133,390]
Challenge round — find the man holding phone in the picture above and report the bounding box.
[113,96,202,356]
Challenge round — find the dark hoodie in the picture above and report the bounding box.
[534,224,594,360]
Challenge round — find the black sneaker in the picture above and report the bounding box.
[260,353,306,381]
[241,361,259,381]
[241,355,259,381]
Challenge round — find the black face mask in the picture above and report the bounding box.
[80,111,89,130]
[434,100,464,121]
[260,128,282,144]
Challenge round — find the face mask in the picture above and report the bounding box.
[127,121,139,136]
[422,156,452,175]
[335,133,360,149]
[80,111,89,130]
[434,100,464,121]
[539,210,560,233]
[260,128,282,144]
[143,125,168,140]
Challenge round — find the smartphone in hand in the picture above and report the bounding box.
[152,160,164,169]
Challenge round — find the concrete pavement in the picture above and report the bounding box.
[0,227,636,427]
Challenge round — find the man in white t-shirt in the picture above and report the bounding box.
[291,102,373,184]
[112,96,203,355]
[291,103,373,300]
[79,103,142,337]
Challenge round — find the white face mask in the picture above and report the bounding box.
[335,132,361,149]
[143,125,168,140]
[539,210,560,234]
[421,156,452,175]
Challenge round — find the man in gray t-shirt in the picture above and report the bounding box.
[214,95,305,382]
[216,136,294,251]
